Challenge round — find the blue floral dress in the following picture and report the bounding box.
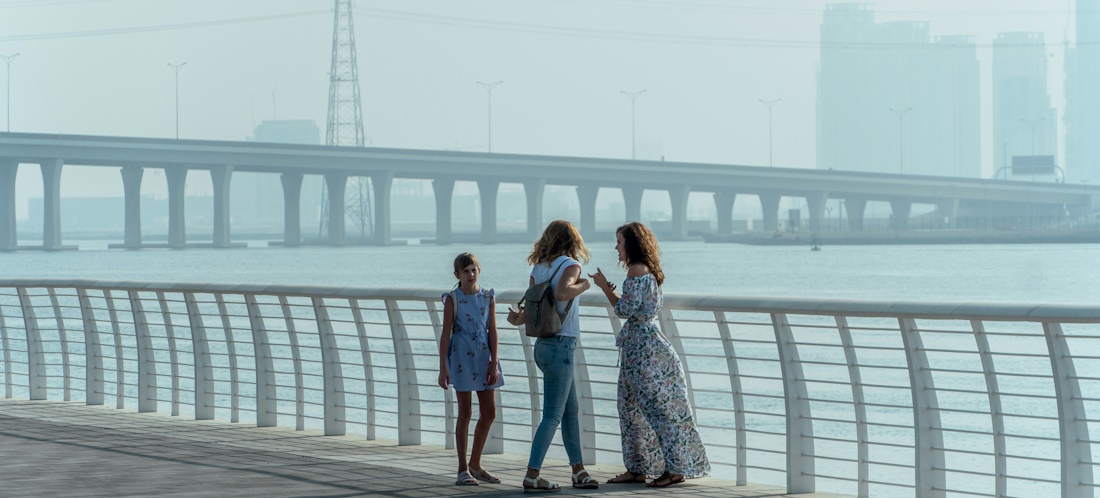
[443,287,504,393]
[615,274,710,478]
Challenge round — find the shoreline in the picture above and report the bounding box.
[704,230,1100,246]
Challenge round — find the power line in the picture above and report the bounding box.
[0,9,331,42]
[354,7,1082,50]
[535,0,1080,17]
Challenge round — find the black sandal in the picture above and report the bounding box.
[646,471,685,488]
[606,471,645,484]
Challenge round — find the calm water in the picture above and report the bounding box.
[0,240,1096,305]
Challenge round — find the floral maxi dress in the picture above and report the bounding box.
[615,274,710,478]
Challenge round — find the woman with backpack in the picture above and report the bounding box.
[590,222,710,488]
[506,220,599,493]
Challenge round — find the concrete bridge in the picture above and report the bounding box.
[0,132,1093,250]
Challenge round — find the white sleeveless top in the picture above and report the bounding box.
[529,254,582,338]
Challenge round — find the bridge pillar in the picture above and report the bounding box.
[433,178,454,244]
[325,173,347,245]
[806,192,829,233]
[120,166,143,248]
[759,193,781,232]
[936,198,960,229]
[279,173,303,246]
[844,198,867,232]
[210,165,233,248]
[165,167,188,248]
[622,185,643,223]
[372,172,393,245]
[41,159,64,249]
[0,159,18,250]
[477,179,498,244]
[890,198,912,231]
[577,184,599,240]
[668,184,690,240]
[714,191,736,234]
[524,180,545,239]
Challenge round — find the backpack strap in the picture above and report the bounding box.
[546,258,575,318]
[448,283,459,329]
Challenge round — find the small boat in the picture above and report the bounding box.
[810,235,822,251]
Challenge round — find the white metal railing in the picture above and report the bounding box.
[0,279,1098,498]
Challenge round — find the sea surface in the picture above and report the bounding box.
[0,239,1096,306]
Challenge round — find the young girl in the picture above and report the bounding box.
[438,252,504,486]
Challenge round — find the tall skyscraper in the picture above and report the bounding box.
[816,4,980,177]
[993,33,1057,177]
[1065,0,1100,182]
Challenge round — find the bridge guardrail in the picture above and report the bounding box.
[0,278,1097,497]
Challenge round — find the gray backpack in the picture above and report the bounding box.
[520,260,574,338]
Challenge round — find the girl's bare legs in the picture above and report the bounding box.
[455,392,472,473]
[467,389,496,473]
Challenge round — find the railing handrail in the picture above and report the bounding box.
[0,278,1097,323]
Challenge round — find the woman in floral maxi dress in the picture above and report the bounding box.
[591,222,710,488]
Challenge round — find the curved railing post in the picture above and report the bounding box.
[128,291,157,413]
[385,299,421,445]
[715,311,748,486]
[349,300,376,440]
[278,295,305,431]
[214,294,240,423]
[77,288,104,406]
[658,308,696,411]
[972,320,1006,498]
[573,335,597,464]
[899,317,945,498]
[836,316,869,498]
[105,292,125,409]
[519,331,540,441]
[47,288,72,401]
[772,312,815,494]
[17,287,46,400]
[156,291,181,417]
[312,297,345,436]
[1045,322,1095,498]
[0,299,11,398]
[245,294,276,427]
[184,292,214,420]
[427,300,455,450]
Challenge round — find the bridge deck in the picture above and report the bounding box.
[0,399,846,497]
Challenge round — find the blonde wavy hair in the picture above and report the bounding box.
[527,220,591,265]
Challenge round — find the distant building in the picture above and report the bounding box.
[241,120,323,233]
[816,3,981,177]
[1065,0,1100,183]
[993,32,1057,176]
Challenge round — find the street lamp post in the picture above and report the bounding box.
[475,80,502,153]
[0,53,19,132]
[167,62,186,139]
[1020,117,1045,156]
[889,107,913,174]
[758,98,781,166]
[620,90,646,160]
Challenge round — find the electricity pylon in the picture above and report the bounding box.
[319,0,371,238]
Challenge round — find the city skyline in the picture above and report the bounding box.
[0,0,1086,219]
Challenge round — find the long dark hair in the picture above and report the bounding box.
[616,222,664,286]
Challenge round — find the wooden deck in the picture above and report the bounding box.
[0,399,848,497]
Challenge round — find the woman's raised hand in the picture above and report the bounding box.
[589,268,615,292]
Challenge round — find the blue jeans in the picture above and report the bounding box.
[527,336,583,470]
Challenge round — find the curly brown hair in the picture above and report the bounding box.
[616,222,664,286]
[527,220,591,265]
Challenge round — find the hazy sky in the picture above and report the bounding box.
[0,0,1078,215]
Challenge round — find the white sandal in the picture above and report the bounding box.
[455,470,479,486]
[523,476,561,493]
[572,470,599,489]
